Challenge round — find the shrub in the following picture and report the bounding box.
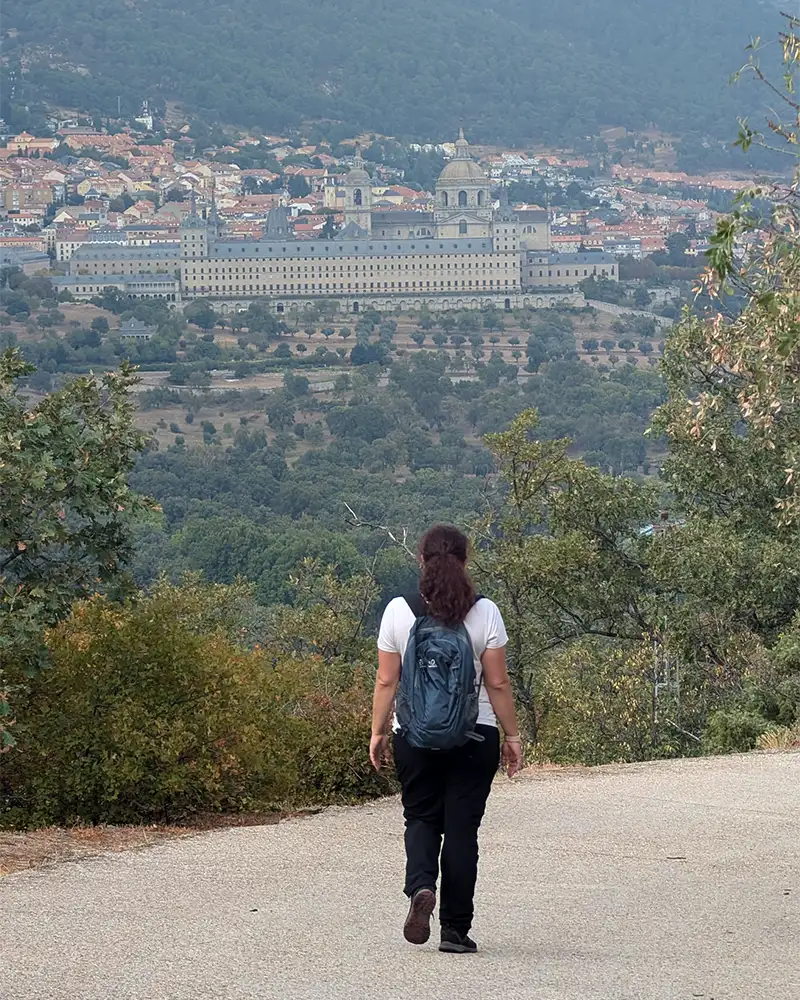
[538,640,689,766]
[701,709,771,755]
[1,582,391,828]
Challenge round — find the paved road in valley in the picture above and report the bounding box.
[2,753,798,1000]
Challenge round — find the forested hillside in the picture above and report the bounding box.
[2,0,772,143]
[127,347,665,608]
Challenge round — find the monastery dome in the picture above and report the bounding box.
[436,129,487,186]
[437,157,487,183]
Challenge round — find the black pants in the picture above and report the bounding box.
[393,725,500,936]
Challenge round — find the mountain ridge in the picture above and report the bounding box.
[1,0,777,144]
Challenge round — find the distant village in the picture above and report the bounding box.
[0,112,754,317]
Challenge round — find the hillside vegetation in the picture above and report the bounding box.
[2,0,772,143]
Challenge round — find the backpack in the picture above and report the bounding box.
[395,593,484,750]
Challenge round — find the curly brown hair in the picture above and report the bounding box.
[418,525,476,626]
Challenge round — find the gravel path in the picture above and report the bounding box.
[1,753,798,1000]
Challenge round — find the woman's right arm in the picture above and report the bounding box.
[481,646,522,776]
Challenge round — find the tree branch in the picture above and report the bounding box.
[342,502,417,560]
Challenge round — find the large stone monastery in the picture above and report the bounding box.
[56,131,619,313]
[180,131,614,316]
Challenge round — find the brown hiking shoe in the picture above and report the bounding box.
[403,888,436,944]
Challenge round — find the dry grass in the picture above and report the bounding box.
[0,824,191,876]
[0,811,287,877]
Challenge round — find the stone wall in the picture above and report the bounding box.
[585,299,672,329]
[200,289,586,316]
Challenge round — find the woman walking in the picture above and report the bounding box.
[370,524,521,953]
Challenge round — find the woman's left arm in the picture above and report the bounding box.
[370,650,401,770]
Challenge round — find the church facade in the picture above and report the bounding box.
[180,131,575,316]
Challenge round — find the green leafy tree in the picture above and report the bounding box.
[321,215,338,239]
[184,300,218,332]
[287,174,311,198]
[0,351,152,742]
[266,392,297,430]
[483,308,503,332]
[471,409,660,740]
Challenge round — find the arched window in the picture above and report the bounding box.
[442,191,449,207]
[459,221,468,235]
[458,190,467,207]
[354,189,362,206]
[477,190,484,207]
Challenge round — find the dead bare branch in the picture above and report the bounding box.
[342,502,417,561]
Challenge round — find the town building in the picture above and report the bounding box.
[3,182,55,211]
[52,272,180,302]
[602,237,643,259]
[119,317,156,340]
[5,133,60,156]
[1,247,50,275]
[522,251,618,291]
[69,243,180,276]
[0,232,48,253]
[516,207,550,251]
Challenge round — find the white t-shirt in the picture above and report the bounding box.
[377,596,508,728]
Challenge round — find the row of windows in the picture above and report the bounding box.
[440,191,487,208]
[188,253,516,270]
[72,284,175,293]
[185,238,495,256]
[187,279,514,293]
[73,251,177,259]
[75,266,172,276]
[187,260,511,275]
[528,267,615,278]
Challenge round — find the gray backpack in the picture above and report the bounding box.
[395,593,484,750]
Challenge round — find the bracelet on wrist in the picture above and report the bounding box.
[504,735,521,743]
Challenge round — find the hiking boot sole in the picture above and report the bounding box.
[403,889,436,944]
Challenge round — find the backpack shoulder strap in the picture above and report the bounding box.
[404,593,487,619]
[404,592,428,618]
